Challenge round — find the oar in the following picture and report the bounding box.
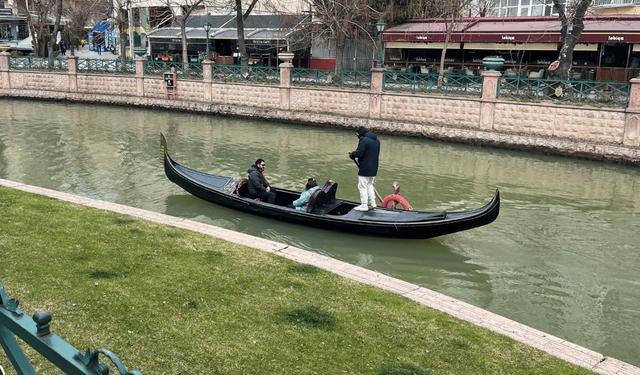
[352,158,383,203]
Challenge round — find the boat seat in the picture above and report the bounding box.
[306,189,328,213]
[235,179,263,202]
[322,181,338,201]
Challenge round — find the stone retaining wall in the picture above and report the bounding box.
[1,52,639,165]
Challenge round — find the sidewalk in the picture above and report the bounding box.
[71,45,119,60]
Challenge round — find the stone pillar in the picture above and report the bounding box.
[279,63,292,111]
[624,78,640,147]
[0,51,10,89]
[202,60,214,103]
[479,71,502,130]
[135,58,145,97]
[369,68,386,118]
[67,55,78,92]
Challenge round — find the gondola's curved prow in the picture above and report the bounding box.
[161,133,169,156]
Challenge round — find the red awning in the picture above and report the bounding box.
[384,16,640,45]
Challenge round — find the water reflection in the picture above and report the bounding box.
[1,99,639,366]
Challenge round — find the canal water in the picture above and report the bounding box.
[1,99,639,366]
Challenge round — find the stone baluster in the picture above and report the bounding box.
[0,51,10,89]
[278,52,294,111]
[279,64,292,110]
[624,77,640,146]
[369,68,386,118]
[67,55,78,92]
[479,71,502,131]
[135,57,145,97]
[202,60,214,103]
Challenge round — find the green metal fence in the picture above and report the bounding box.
[211,65,280,85]
[383,71,484,98]
[8,56,69,72]
[497,77,631,108]
[76,58,136,75]
[144,61,204,80]
[291,68,372,90]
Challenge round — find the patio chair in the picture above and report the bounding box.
[503,69,518,77]
[528,69,544,79]
[420,65,429,74]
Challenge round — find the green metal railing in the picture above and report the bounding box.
[144,61,204,80]
[497,76,631,108]
[1,280,141,375]
[8,56,69,72]
[383,71,484,98]
[291,68,372,90]
[211,65,280,85]
[76,58,136,75]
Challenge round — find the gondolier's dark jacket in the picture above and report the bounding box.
[247,165,271,197]
[351,131,380,177]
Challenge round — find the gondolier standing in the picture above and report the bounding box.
[349,126,380,212]
[247,159,277,204]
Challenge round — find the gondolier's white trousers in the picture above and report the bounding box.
[358,176,376,206]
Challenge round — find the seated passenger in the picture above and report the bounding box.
[247,158,277,204]
[292,178,323,211]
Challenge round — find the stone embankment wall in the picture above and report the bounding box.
[2,53,640,165]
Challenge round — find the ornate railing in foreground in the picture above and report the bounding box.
[497,77,631,108]
[8,56,69,72]
[76,59,136,75]
[291,68,372,90]
[383,71,484,98]
[0,280,141,375]
[143,61,204,80]
[211,65,280,85]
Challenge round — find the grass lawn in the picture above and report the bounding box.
[0,186,595,375]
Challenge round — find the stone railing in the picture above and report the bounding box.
[1,51,640,150]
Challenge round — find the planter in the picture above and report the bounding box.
[278,52,295,64]
[134,48,147,57]
[0,42,10,53]
[482,57,505,72]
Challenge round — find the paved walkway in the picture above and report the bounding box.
[70,46,119,60]
[1,178,638,375]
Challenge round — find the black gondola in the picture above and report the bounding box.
[161,133,500,239]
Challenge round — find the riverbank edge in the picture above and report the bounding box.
[1,178,637,375]
[2,89,640,166]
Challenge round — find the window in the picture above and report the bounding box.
[492,0,563,17]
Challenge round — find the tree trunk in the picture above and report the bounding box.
[236,0,249,66]
[47,0,64,60]
[547,0,592,80]
[119,22,127,62]
[335,32,346,72]
[181,22,188,63]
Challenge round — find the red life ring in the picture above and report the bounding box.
[381,194,411,210]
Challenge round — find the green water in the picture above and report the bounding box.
[1,99,639,366]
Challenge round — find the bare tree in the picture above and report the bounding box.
[423,0,475,87]
[15,0,56,57]
[234,0,259,66]
[64,0,112,51]
[548,0,593,80]
[47,0,63,58]
[163,0,207,63]
[294,0,380,71]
